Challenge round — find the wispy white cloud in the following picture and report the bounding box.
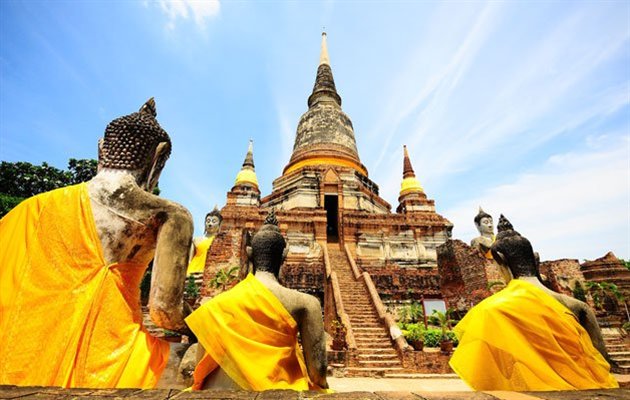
[369,3,629,212]
[155,0,220,31]
[444,136,630,261]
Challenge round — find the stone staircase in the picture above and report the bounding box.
[602,327,630,374]
[327,243,403,376]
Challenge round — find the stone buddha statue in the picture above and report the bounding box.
[449,215,618,390]
[470,207,495,258]
[187,206,222,275]
[491,215,612,364]
[89,98,194,332]
[0,98,194,388]
[185,209,329,391]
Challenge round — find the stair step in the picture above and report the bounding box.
[357,354,399,360]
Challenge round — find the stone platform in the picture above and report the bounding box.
[1,386,628,399]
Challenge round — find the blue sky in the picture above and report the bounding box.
[1,1,628,261]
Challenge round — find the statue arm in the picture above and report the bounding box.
[298,295,329,389]
[149,206,194,332]
[578,304,615,365]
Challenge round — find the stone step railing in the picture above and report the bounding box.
[322,243,356,352]
[343,244,410,357]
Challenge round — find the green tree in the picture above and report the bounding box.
[432,308,456,341]
[0,159,97,217]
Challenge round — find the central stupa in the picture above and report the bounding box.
[203,33,452,375]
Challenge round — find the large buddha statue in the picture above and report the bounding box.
[185,210,329,391]
[470,207,494,258]
[187,206,222,275]
[450,215,617,391]
[0,99,194,388]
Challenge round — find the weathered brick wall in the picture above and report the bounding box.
[437,240,493,311]
[402,351,454,374]
[280,261,325,298]
[356,260,441,300]
[539,259,584,297]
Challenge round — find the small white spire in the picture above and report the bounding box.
[320,32,330,66]
[248,139,253,153]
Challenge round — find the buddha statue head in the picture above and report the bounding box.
[247,209,288,277]
[97,98,171,192]
[491,215,538,280]
[204,206,223,237]
[474,207,494,238]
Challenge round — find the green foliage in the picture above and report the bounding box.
[585,281,624,310]
[421,328,459,347]
[184,275,200,299]
[398,301,424,324]
[0,159,97,217]
[432,308,456,340]
[403,323,424,342]
[623,322,630,332]
[624,259,630,271]
[208,265,240,292]
[572,281,587,302]
[0,193,24,217]
[422,329,442,347]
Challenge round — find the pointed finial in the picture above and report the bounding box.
[139,97,157,117]
[403,145,415,179]
[320,31,330,66]
[264,208,278,226]
[242,139,255,169]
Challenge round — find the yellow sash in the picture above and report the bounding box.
[450,279,618,391]
[0,183,168,388]
[187,236,214,274]
[186,274,318,391]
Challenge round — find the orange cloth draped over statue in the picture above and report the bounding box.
[450,279,618,391]
[186,236,214,274]
[0,183,169,388]
[186,274,319,391]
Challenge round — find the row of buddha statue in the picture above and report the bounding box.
[0,100,619,392]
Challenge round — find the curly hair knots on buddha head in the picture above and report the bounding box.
[100,98,172,170]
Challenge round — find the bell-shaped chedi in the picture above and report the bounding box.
[227,140,260,207]
[283,32,368,178]
[396,145,436,213]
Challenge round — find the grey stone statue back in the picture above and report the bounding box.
[87,98,193,333]
[198,210,329,390]
[491,215,613,365]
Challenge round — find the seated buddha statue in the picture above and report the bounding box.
[0,98,194,389]
[187,206,222,275]
[470,207,495,259]
[450,215,618,391]
[185,210,329,391]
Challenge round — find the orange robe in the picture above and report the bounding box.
[0,183,169,388]
[186,274,319,391]
[450,279,618,391]
[186,236,214,275]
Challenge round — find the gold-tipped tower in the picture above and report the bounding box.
[397,145,435,214]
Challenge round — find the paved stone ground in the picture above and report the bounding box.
[1,386,628,399]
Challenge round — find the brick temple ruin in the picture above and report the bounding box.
[200,33,630,376]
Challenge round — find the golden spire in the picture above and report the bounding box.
[234,139,259,188]
[400,145,424,196]
[320,32,330,66]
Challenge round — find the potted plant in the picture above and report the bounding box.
[184,275,200,307]
[330,319,347,351]
[162,329,182,343]
[432,309,456,354]
[404,323,424,351]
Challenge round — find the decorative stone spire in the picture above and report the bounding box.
[397,145,434,214]
[234,140,259,189]
[320,31,330,66]
[283,33,366,177]
[400,145,424,196]
[308,32,341,108]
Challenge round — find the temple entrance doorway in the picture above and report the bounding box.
[324,195,339,243]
